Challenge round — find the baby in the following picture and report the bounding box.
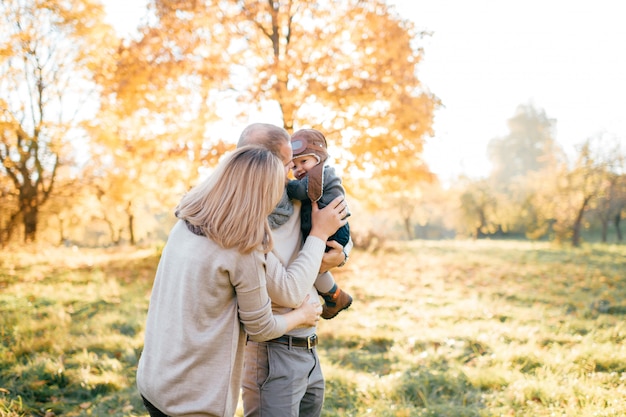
[287,128,352,319]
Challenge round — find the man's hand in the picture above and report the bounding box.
[320,240,346,273]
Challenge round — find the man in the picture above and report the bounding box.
[238,123,353,417]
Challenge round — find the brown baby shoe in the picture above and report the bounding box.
[319,287,353,320]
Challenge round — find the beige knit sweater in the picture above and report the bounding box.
[136,218,327,416]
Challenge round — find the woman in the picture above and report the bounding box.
[136,146,339,417]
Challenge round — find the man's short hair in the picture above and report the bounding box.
[237,123,290,158]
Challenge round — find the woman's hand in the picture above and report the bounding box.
[309,196,349,242]
[293,295,322,328]
[279,295,322,332]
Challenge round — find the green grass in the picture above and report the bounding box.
[0,247,155,417]
[318,240,626,417]
[1,240,626,416]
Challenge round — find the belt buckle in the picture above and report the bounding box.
[307,334,317,349]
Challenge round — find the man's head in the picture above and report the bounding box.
[238,123,293,181]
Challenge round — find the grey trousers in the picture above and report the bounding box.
[242,340,324,417]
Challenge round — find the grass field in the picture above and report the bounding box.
[1,240,626,416]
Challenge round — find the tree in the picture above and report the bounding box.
[488,103,563,184]
[0,172,18,245]
[146,0,438,188]
[550,136,618,247]
[581,134,626,242]
[484,104,564,238]
[517,166,561,240]
[457,178,498,238]
[0,0,115,243]
[613,175,626,242]
[80,0,243,245]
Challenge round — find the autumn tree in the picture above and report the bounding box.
[488,103,563,184]
[516,166,560,240]
[0,0,115,243]
[545,135,621,246]
[82,2,240,245]
[393,179,453,240]
[388,183,420,240]
[613,175,626,241]
[456,178,499,238]
[0,172,18,244]
[594,172,626,242]
[144,0,437,193]
[579,135,626,243]
[35,166,93,246]
[481,104,564,237]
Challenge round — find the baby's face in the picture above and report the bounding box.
[292,155,319,180]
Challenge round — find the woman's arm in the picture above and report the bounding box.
[235,250,322,342]
[233,250,317,341]
[264,236,326,307]
[275,294,321,332]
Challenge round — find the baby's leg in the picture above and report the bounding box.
[314,271,335,293]
[316,272,353,320]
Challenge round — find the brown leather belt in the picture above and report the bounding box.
[266,334,318,349]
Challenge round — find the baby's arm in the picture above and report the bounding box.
[287,177,310,201]
[318,166,346,208]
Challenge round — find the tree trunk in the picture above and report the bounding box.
[601,219,608,243]
[104,217,119,245]
[0,210,21,247]
[57,215,68,246]
[128,213,135,245]
[403,216,414,240]
[22,197,38,243]
[615,212,623,241]
[476,208,487,238]
[126,201,136,245]
[571,196,592,247]
[571,212,583,247]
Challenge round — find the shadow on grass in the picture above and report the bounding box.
[0,250,159,417]
[320,332,493,416]
[320,334,396,375]
[323,360,487,417]
[0,364,146,417]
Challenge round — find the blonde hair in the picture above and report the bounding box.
[176,146,284,254]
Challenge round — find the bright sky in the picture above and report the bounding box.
[104,0,626,181]
[390,0,626,181]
